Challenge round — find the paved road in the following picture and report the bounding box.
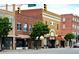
[0,48,79,54]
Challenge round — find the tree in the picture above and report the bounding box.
[30,22,49,40]
[30,22,49,49]
[0,17,12,51]
[64,33,75,47]
[76,35,79,40]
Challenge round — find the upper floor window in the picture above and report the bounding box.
[17,23,21,31]
[57,24,59,30]
[77,26,79,30]
[50,22,54,25]
[29,24,32,32]
[23,24,28,32]
[73,17,77,22]
[62,24,65,29]
[62,18,65,22]
[72,24,76,29]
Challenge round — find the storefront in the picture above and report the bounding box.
[48,36,56,48]
[2,37,13,50]
[56,35,65,48]
[15,35,30,49]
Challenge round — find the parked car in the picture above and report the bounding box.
[73,43,79,48]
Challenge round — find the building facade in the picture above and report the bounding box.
[60,14,79,37]
[43,10,61,37]
[14,8,61,49]
[0,4,61,49]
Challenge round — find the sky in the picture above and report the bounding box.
[20,4,79,16]
[0,4,79,16]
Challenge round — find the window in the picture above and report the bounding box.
[73,17,77,22]
[62,24,65,29]
[72,24,75,29]
[23,24,28,32]
[29,25,32,32]
[45,21,47,25]
[72,32,76,35]
[57,24,59,30]
[62,18,65,22]
[50,22,54,25]
[17,23,21,31]
[72,24,76,29]
[77,26,79,30]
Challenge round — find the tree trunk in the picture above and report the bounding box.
[69,39,72,48]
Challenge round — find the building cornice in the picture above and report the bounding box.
[43,13,61,22]
[0,9,14,16]
[43,10,60,17]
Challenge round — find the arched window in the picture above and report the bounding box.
[23,24,28,32]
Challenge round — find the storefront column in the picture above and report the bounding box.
[13,37,16,50]
[10,38,13,50]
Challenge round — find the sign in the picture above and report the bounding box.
[28,4,36,7]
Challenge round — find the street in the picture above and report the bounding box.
[0,48,79,54]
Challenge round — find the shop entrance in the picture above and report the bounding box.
[16,39,28,49]
[2,37,13,50]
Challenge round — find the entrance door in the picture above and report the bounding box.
[16,39,26,49]
[2,37,13,50]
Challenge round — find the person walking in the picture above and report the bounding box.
[34,36,39,49]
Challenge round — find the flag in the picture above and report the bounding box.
[28,4,36,7]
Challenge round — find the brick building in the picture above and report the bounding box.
[60,14,79,37]
[0,4,61,49]
[14,7,61,49]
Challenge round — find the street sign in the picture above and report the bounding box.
[28,4,36,7]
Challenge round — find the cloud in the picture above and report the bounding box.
[73,7,79,16]
[48,4,79,16]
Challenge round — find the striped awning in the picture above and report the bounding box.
[56,35,64,41]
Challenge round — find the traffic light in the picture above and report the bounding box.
[44,4,47,11]
[17,7,21,14]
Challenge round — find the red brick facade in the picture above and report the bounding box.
[15,9,43,35]
[60,14,79,36]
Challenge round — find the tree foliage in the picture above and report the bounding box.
[76,35,79,39]
[64,33,75,41]
[30,22,49,40]
[0,17,12,38]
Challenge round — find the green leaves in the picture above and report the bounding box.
[30,22,49,40]
[64,33,75,41]
[0,17,12,37]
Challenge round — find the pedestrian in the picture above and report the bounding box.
[34,36,39,50]
[40,35,44,49]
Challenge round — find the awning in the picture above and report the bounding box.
[56,35,65,41]
[49,36,56,40]
[15,35,30,39]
